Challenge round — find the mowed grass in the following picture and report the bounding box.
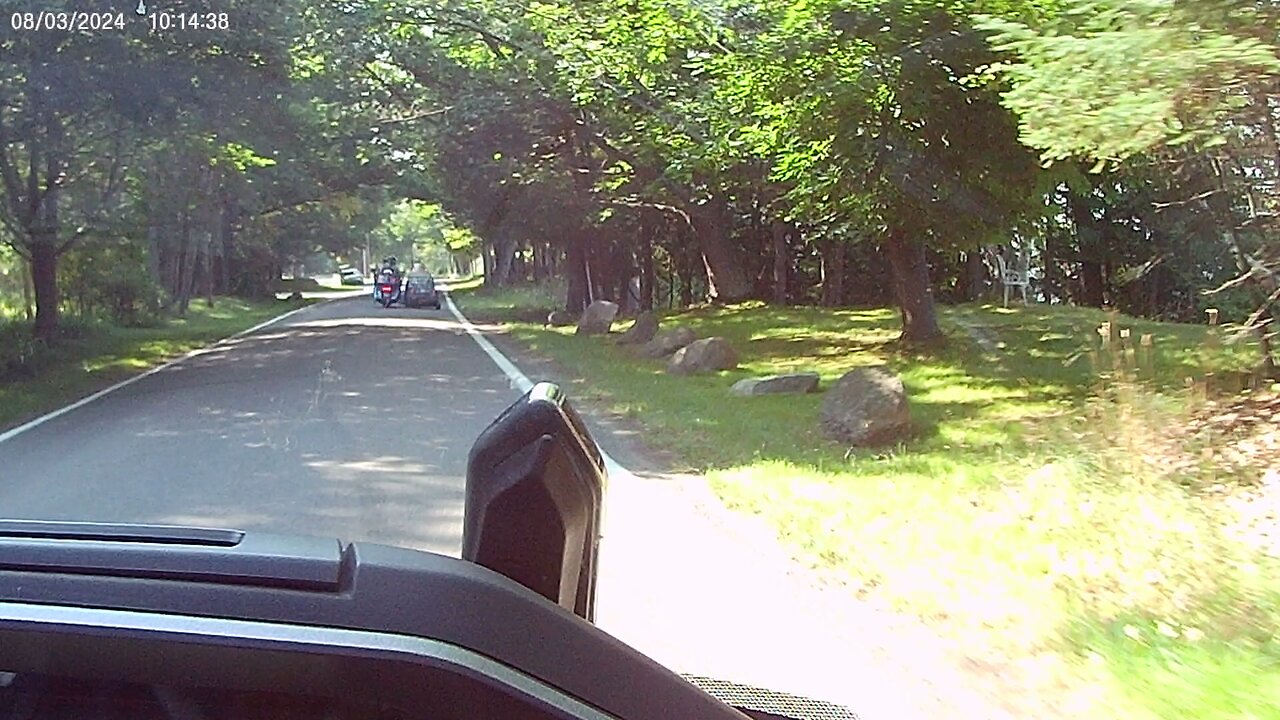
[455,284,1279,720]
[0,296,307,430]
[441,274,485,293]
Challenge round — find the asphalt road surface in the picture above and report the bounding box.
[0,294,518,556]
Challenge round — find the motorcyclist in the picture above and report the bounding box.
[374,256,402,304]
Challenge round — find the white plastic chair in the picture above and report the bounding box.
[994,249,1030,306]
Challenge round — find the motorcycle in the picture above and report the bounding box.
[373,270,402,308]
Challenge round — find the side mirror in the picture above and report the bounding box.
[463,382,606,622]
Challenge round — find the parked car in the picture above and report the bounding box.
[403,272,441,309]
[339,266,364,285]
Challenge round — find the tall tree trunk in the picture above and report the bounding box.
[884,231,944,343]
[639,225,655,312]
[531,242,546,283]
[481,242,494,283]
[1042,230,1063,304]
[219,191,234,295]
[1078,261,1105,308]
[1146,266,1162,317]
[564,232,590,314]
[820,239,846,307]
[678,234,695,307]
[20,254,34,321]
[203,230,215,308]
[30,107,63,340]
[771,221,789,305]
[510,243,527,283]
[584,250,597,303]
[30,239,59,340]
[1066,190,1106,308]
[493,238,517,287]
[691,195,750,301]
[176,208,199,315]
[146,221,163,290]
[964,250,988,302]
[162,209,184,305]
[611,243,631,307]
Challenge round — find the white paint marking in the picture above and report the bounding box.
[442,290,628,475]
[442,289,628,540]
[0,302,316,445]
[442,291,535,395]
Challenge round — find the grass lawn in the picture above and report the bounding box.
[456,283,1280,720]
[442,275,484,293]
[0,296,308,431]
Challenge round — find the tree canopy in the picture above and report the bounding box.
[0,0,1276,359]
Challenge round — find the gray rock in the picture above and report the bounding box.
[639,327,696,358]
[819,367,911,446]
[667,337,738,375]
[575,300,619,336]
[546,310,575,327]
[730,372,820,397]
[614,311,659,345]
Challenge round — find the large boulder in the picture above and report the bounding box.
[667,337,738,375]
[819,367,911,446]
[639,327,696,358]
[731,372,820,397]
[576,300,619,336]
[614,311,659,345]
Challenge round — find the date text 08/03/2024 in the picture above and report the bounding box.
[9,11,230,33]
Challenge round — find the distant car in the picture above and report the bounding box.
[339,267,364,285]
[402,273,441,309]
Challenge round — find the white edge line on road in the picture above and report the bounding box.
[0,300,319,446]
[441,289,628,479]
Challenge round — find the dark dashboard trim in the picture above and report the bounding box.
[0,599,617,720]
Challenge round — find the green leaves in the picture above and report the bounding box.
[217,142,277,171]
[978,0,1280,163]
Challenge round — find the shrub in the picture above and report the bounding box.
[59,239,163,326]
[0,322,51,381]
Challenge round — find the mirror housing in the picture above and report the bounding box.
[463,382,606,621]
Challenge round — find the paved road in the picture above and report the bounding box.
[0,294,518,556]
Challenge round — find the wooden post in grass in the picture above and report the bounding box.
[1119,328,1136,376]
[1204,308,1220,398]
[1105,307,1121,343]
[1139,334,1154,379]
[1098,321,1117,375]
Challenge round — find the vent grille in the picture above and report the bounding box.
[681,674,859,720]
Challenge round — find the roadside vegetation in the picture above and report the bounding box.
[0,296,307,431]
[456,282,1280,720]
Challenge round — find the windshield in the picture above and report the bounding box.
[2,2,1278,719]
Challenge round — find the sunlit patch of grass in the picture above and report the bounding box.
[448,280,563,324]
[1066,609,1280,720]
[444,275,484,292]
